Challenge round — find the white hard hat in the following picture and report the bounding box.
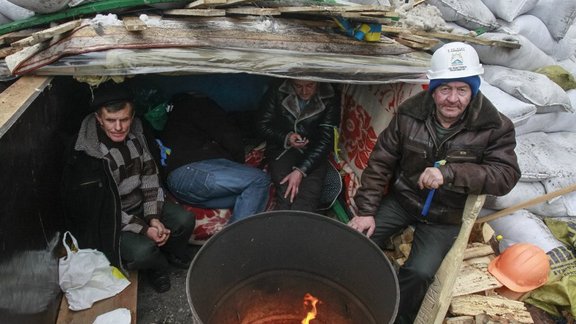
[427,42,484,80]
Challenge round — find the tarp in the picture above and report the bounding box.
[2,16,430,83]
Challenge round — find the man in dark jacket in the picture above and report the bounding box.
[348,42,521,323]
[160,93,270,224]
[257,79,341,212]
[61,81,195,293]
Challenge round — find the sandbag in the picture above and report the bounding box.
[484,209,564,253]
[515,111,576,136]
[426,0,498,31]
[515,132,576,182]
[479,78,536,126]
[6,0,71,14]
[498,15,576,61]
[527,0,576,40]
[483,65,573,114]
[0,0,34,21]
[0,12,11,25]
[471,33,555,71]
[481,0,538,23]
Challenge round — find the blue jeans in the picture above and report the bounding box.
[166,159,270,223]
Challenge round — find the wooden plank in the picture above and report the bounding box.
[0,0,191,36]
[185,0,227,9]
[164,8,226,16]
[452,256,502,297]
[56,271,138,324]
[122,16,148,32]
[0,75,53,138]
[226,7,282,16]
[276,5,392,13]
[445,316,475,324]
[450,295,533,323]
[381,26,521,49]
[11,20,82,48]
[462,243,494,260]
[415,194,486,324]
[0,29,42,46]
[0,46,20,59]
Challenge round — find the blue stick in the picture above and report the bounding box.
[421,160,446,217]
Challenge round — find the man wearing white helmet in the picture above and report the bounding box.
[348,42,521,323]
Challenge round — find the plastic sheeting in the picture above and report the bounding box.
[9,47,430,84]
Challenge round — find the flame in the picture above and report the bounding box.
[301,293,320,324]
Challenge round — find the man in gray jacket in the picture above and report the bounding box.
[348,42,521,323]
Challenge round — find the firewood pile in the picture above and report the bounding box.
[385,224,574,324]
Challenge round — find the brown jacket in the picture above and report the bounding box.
[355,91,521,225]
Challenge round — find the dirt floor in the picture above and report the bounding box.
[136,244,202,324]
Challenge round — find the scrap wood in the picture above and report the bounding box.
[463,243,494,260]
[226,7,282,16]
[11,20,82,48]
[0,29,42,46]
[185,0,228,8]
[452,256,502,297]
[381,26,521,49]
[450,295,533,323]
[396,33,438,50]
[122,16,148,31]
[163,8,226,16]
[444,316,475,324]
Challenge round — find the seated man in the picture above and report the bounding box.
[61,81,195,294]
[257,79,341,212]
[160,93,270,224]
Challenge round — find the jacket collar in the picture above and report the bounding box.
[278,80,335,119]
[399,91,503,130]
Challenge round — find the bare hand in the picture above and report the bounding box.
[347,216,376,237]
[418,167,444,190]
[147,219,171,246]
[289,133,309,149]
[280,170,304,203]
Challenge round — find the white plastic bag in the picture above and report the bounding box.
[58,231,130,311]
[93,308,131,324]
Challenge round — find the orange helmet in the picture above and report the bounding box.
[488,243,550,292]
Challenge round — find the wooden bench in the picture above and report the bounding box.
[56,271,138,324]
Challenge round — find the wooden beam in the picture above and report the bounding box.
[0,76,53,138]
